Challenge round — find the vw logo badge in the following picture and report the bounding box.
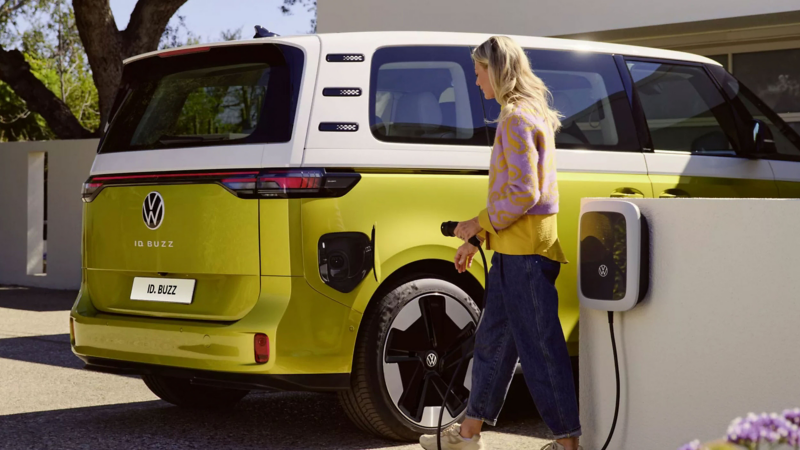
[598,264,609,278]
[426,352,438,368]
[142,192,165,230]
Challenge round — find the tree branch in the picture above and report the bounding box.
[0,0,32,21]
[0,109,30,124]
[72,0,121,126]
[122,0,187,58]
[0,44,92,138]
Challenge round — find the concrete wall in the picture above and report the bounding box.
[579,199,800,449]
[0,140,98,290]
[318,0,800,37]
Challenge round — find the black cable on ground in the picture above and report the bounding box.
[600,311,620,450]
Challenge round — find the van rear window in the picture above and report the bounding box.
[99,44,304,153]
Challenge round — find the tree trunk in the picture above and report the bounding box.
[0,45,92,139]
[73,0,187,126]
[0,0,188,138]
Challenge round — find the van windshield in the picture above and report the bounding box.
[99,43,304,153]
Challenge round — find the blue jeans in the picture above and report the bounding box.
[465,253,581,439]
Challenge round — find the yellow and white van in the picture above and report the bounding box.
[70,31,800,440]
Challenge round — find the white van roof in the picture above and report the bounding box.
[123,31,720,66]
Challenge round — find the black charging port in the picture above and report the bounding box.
[318,232,374,293]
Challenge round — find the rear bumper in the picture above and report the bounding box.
[81,356,349,392]
[71,275,362,386]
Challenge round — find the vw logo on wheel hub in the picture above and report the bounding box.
[142,192,165,230]
[425,352,438,368]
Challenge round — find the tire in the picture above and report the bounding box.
[143,374,249,409]
[339,277,480,441]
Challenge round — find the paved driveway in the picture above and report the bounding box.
[0,286,552,449]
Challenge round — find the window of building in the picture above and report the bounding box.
[733,48,800,135]
[703,48,800,135]
[707,64,800,157]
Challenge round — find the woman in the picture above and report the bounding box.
[419,36,582,450]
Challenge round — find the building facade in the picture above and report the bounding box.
[318,0,800,132]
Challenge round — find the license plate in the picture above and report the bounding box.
[131,277,196,304]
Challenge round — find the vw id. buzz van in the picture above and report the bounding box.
[71,32,800,440]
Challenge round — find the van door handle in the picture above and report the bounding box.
[610,188,644,199]
[659,189,690,199]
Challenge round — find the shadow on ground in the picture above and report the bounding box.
[0,285,553,448]
[0,381,549,450]
[0,286,77,312]
[0,392,412,449]
[0,333,83,371]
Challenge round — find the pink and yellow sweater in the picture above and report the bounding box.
[477,107,567,262]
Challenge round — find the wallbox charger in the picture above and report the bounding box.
[578,199,651,450]
[578,200,649,311]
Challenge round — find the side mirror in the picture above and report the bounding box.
[752,119,777,155]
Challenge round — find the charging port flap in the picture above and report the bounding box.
[371,224,380,283]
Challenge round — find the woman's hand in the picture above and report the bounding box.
[454,242,479,273]
[455,217,482,243]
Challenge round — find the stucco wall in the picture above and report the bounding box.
[318,0,800,37]
[0,140,98,290]
[579,198,800,449]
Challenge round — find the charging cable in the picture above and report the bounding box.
[439,222,488,450]
[600,311,621,450]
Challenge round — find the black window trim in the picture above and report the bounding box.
[614,54,652,153]
[623,55,748,158]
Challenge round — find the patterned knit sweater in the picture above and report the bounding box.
[477,106,567,261]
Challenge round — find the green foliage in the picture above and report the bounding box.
[26,1,99,131]
[172,84,265,137]
[0,79,52,141]
[0,0,99,141]
[159,14,200,49]
[131,65,266,144]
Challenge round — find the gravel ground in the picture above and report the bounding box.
[0,286,552,450]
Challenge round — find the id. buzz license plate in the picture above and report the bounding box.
[131,277,196,304]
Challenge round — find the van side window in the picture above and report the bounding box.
[370,46,489,146]
[483,49,640,152]
[627,61,740,155]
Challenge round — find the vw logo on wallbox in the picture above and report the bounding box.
[142,192,165,230]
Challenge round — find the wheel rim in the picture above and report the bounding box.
[382,292,477,428]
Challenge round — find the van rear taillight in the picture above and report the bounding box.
[82,169,360,202]
[258,169,323,197]
[158,46,211,58]
[81,182,104,202]
[254,333,269,364]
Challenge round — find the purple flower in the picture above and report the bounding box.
[785,407,800,426]
[677,440,701,450]
[727,411,800,448]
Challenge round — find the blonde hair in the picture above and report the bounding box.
[472,36,562,133]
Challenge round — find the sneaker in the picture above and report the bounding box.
[539,442,583,450]
[419,424,484,450]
